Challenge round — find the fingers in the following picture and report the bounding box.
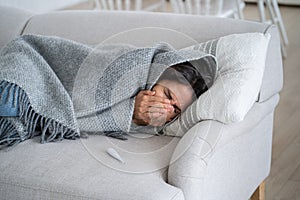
[148,105,174,113]
[139,112,168,127]
[137,102,174,114]
[134,107,167,120]
[138,90,174,110]
[139,90,155,96]
[143,95,171,104]
[137,90,171,103]
[133,90,176,126]
[134,107,169,125]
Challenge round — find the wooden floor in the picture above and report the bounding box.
[241,3,300,200]
[66,2,300,199]
[245,4,300,200]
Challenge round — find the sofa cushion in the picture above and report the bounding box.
[164,32,270,136]
[0,134,183,200]
[0,6,32,48]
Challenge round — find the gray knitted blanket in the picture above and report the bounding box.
[0,34,216,148]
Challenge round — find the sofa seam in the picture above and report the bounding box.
[20,15,34,35]
[263,23,276,35]
[170,190,184,200]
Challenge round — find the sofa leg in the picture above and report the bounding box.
[250,181,265,200]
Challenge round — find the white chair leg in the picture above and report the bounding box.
[116,0,122,10]
[135,0,142,10]
[107,0,114,10]
[195,0,201,15]
[271,0,289,45]
[170,0,180,13]
[257,0,266,22]
[186,0,193,14]
[160,0,166,12]
[265,0,288,58]
[265,4,275,26]
[235,0,245,19]
[93,0,100,9]
[178,0,186,13]
[100,0,108,10]
[281,42,287,58]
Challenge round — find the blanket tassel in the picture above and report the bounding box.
[0,80,80,149]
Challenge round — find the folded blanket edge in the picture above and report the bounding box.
[0,80,80,149]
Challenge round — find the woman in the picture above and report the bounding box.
[133,62,209,127]
[0,62,207,126]
[0,34,216,147]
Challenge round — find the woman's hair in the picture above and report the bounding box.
[158,62,209,98]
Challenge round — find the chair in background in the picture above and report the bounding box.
[93,0,166,11]
[169,0,245,19]
[257,0,288,58]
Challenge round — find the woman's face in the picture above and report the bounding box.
[152,79,195,123]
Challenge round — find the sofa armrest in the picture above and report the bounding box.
[258,25,283,102]
[168,94,279,200]
[0,6,33,48]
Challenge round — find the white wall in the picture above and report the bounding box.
[0,0,88,13]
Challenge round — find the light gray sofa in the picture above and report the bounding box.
[0,6,283,200]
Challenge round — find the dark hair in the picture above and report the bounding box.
[158,62,209,98]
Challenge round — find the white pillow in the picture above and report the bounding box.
[164,32,271,136]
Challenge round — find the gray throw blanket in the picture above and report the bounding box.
[0,34,217,149]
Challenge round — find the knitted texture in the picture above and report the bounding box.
[0,34,217,148]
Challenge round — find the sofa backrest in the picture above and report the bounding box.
[0,8,283,103]
[0,6,32,48]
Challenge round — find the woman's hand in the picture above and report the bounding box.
[133,90,174,126]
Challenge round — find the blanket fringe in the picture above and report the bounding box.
[0,118,21,150]
[0,80,80,148]
[103,131,128,140]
